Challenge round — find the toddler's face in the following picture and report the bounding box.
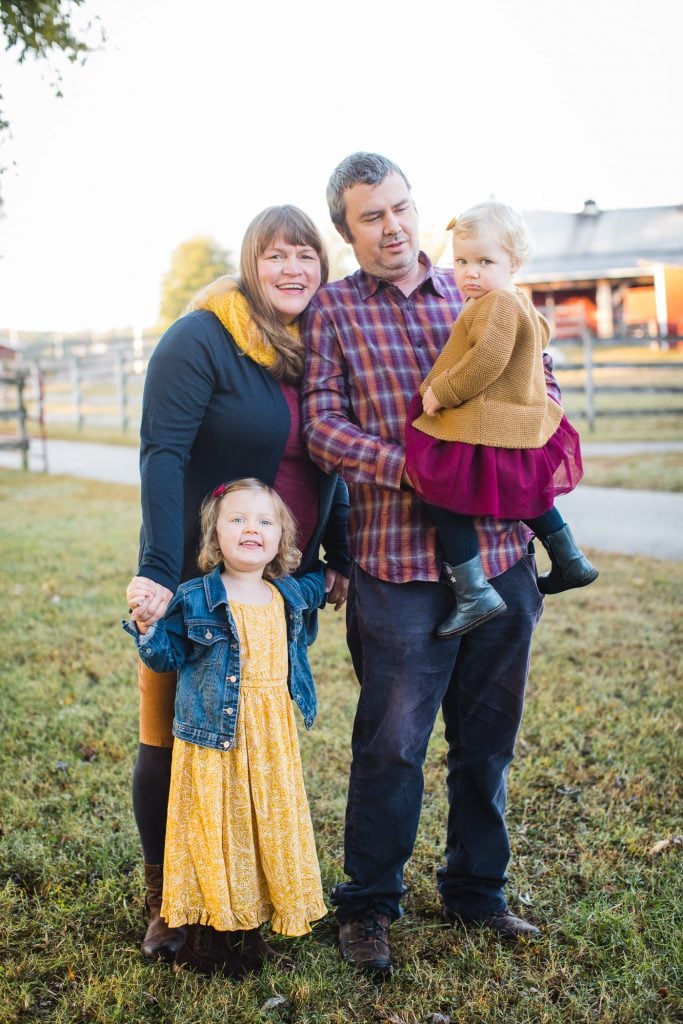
[215,489,282,574]
[452,233,519,300]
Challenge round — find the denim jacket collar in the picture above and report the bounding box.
[202,564,308,615]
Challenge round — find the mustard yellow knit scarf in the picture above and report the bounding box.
[194,283,298,368]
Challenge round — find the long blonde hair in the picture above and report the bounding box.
[198,478,301,579]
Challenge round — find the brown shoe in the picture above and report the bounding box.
[231,928,295,973]
[444,906,540,940]
[174,925,247,979]
[338,913,393,975]
[141,864,186,961]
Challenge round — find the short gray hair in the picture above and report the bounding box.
[326,152,411,235]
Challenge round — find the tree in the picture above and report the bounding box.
[1,0,103,203]
[159,237,235,327]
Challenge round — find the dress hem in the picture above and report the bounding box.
[162,901,328,937]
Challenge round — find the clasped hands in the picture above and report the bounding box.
[126,576,174,632]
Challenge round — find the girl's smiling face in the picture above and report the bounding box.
[215,489,282,574]
[257,235,322,324]
[452,233,520,299]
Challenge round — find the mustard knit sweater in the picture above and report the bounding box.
[412,288,563,449]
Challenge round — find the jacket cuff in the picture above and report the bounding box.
[122,619,159,646]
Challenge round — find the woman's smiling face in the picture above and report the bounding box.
[257,235,322,324]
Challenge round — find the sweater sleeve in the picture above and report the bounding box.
[138,313,221,592]
[430,291,520,409]
[320,476,351,576]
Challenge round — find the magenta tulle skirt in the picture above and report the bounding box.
[405,393,584,519]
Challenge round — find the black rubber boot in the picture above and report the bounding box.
[537,524,599,595]
[436,556,507,638]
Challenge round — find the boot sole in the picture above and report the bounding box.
[339,950,394,977]
[537,567,599,595]
[435,601,507,639]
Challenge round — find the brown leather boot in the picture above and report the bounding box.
[338,912,393,975]
[141,864,186,962]
[231,927,295,972]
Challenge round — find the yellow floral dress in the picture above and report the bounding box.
[161,585,327,936]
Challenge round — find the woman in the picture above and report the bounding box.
[126,205,350,963]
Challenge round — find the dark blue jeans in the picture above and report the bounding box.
[331,553,544,923]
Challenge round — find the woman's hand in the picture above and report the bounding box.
[422,385,443,417]
[126,576,174,628]
[325,568,349,611]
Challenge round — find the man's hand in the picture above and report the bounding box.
[422,385,443,417]
[126,576,174,629]
[325,568,349,611]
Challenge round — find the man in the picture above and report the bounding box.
[301,153,551,975]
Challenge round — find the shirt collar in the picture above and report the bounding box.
[204,565,229,610]
[356,251,449,300]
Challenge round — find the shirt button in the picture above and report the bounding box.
[144,647,152,654]
[222,741,230,749]
[227,675,237,682]
[205,629,213,639]
[224,707,234,715]
[231,642,238,650]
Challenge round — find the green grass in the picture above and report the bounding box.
[582,450,683,491]
[1,471,682,1023]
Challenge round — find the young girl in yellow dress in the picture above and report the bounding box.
[125,478,327,978]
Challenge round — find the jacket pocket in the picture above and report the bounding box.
[184,623,230,691]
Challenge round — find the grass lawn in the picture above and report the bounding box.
[1,471,681,1023]
[581,450,683,492]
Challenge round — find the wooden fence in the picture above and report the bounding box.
[551,331,683,430]
[2,333,683,440]
[0,369,32,468]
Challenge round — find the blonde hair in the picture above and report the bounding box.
[197,478,301,579]
[448,201,533,267]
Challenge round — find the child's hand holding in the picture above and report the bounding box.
[126,576,173,634]
[422,385,443,417]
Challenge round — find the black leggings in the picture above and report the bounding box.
[131,743,172,865]
[429,503,565,567]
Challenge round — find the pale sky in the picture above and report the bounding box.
[0,0,681,333]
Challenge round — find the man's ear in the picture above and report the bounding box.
[337,223,353,244]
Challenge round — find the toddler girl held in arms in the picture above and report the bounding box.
[124,479,327,978]
[406,201,597,639]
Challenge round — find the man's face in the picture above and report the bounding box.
[340,172,420,282]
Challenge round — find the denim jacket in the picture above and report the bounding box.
[123,564,325,752]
